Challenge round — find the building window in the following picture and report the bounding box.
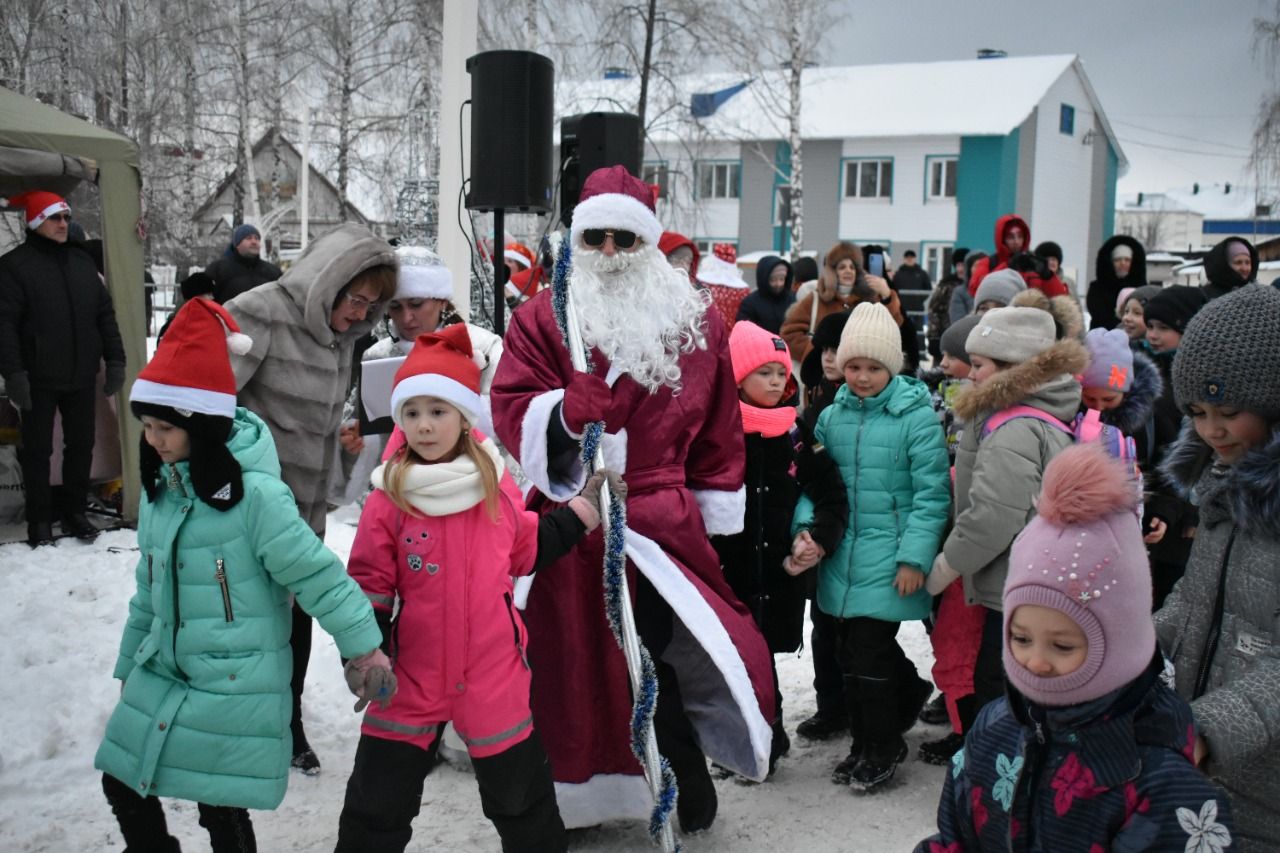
[1060,103,1075,136]
[641,162,669,199]
[923,244,953,281]
[844,159,893,199]
[698,162,741,200]
[773,185,793,226]
[928,157,957,199]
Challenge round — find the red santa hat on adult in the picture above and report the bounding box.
[130,299,253,418]
[395,244,453,300]
[569,165,663,250]
[3,190,71,229]
[390,324,483,426]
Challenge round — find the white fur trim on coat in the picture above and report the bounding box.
[553,774,653,829]
[519,389,629,503]
[693,486,746,536]
[569,193,662,250]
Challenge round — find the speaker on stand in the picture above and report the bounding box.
[465,50,554,335]
[558,112,643,230]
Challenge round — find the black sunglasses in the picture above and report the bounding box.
[581,229,638,249]
[47,213,73,223]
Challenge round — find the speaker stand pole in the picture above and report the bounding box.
[493,207,506,337]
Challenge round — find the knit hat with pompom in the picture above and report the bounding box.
[1003,443,1153,706]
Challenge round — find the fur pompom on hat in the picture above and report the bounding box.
[570,165,662,250]
[1172,284,1280,420]
[836,301,902,375]
[966,306,1057,364]
[729,320,792,385]
[824,241,863,271]
[1004,443,1152,706]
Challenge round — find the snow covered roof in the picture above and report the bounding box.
[558,54,1126,168]
[1120,186,1277,220]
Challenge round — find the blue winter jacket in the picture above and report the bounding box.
[95,408,382,809]
[794,375,950,622]
[917,659,1235,853]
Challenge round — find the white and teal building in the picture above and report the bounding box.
[557,53,1126,282]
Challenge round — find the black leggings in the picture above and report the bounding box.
[102,772,255,852]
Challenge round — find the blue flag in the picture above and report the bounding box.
[690,80,751,119]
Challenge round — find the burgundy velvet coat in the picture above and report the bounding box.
[490,290,775,829]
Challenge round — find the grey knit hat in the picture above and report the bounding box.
[966,306,1058,364]
[974,268,1027,309]
[1172,285,1280,420]
[940,314,982,365]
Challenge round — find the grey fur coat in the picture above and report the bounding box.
[225,224,396,535]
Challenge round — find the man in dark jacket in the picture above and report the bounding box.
[1087,235,1147,330]
[736,255,795,333]
[893,249,932,292]
[0,191,126,546]
[206,223,283,304]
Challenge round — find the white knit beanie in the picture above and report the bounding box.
[966,306,1057,364]
[835,301,903,375]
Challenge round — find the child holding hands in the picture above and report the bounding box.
[335,326,621,853]
[791,302,950,791]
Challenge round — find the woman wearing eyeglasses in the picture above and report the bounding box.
[222,222,397,776]
[331,244,507,507]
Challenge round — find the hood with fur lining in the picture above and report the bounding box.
[1098,349,1162,437]
[1162,421,1280,538]
[953,337,1088,423]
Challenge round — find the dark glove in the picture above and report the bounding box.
[102,362,126,397]
[5,371,31,411]
[344,649,397,712]
[581,468,627,508]
[562,374,613,434]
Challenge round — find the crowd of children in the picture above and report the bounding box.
[92,229,1280,852]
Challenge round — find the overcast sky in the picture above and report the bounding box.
[826,0,1270,196]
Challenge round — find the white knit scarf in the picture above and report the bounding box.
[371,437,505,516]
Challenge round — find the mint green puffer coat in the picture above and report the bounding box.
[794,376,950,622]
[94,408,381,810]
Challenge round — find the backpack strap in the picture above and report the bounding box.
[981,405,1073,440]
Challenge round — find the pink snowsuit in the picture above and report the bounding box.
[347,470,540,759]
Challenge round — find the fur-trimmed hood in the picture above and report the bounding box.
[953,337,1088,422]
[1099,348,1162,436]
[1161,421,1280,538]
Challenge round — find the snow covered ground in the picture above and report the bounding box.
[0,516,946,852]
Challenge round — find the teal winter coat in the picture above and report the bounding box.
[94,408,381,810]
[794,376,950,622]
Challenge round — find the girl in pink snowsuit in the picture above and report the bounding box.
[335,325,621,853]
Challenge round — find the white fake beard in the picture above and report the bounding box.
[570,243,711,393]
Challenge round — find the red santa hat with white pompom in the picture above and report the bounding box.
[3,190,71,229]
[129,298,252,418]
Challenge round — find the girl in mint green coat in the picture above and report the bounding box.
[791,303,950,792]
[94,300,388,852]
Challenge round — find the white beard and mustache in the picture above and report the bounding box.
[570,243,711,393]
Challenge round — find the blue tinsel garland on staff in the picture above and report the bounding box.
[550,238,680,850]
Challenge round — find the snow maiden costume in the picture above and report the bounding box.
[489,166,775,833]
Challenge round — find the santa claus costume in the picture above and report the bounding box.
[490,166,774,833]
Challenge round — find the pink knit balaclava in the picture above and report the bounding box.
[1002,443,1155,707]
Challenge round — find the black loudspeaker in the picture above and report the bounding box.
[559,112,643,228]
[465,50,554,213]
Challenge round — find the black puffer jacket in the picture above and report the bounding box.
[736,256,795,334]
[0,231,125,390]
[1087,235,1147,330]
[713,422,847,652]
[1202,235,1259,301]
[206,252,283,305]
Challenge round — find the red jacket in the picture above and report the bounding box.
[967,213,1030,295]
[347,457,540,757]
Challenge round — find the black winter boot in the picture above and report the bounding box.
[850,738,908,792]
[918,732,965,765]
[918,692,949,726]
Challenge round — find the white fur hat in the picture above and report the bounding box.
[395,245,452,300]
